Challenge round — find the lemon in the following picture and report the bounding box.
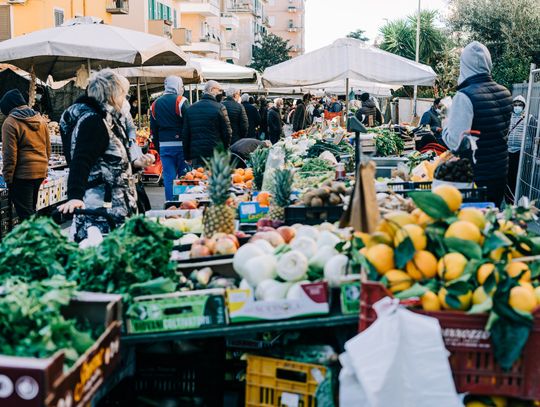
[368,231,393,247]
[406,250,438,280]
[421,290,441,311]
[458,207,486,229]
[385,269,413,293]
[353,232,371,246]
[378,212,417,238]
[445,220,482,243]
[472,286,490,305]
[509,285,537,313]
[412,208,433,227]
[433,184,463,212]
[439,287,472,310]
[394,224,427,250]
[437,252,468,281]
[506,261,531,282]
[477,263,498,285]
[489,247,511,262]
[534,286,540,305]
[365,244,395,275]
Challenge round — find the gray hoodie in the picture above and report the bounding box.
[443,42,493,150]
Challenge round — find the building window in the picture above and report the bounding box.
[268,0,275,5]
[0,5,11,41]
[54,9,64,27]
[174,10,177,28]
[148,0,155,19]
[288,19,293,28]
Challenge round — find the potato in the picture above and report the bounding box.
[329,193,342,206]
[311,196,324,207]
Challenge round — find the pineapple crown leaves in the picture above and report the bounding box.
[248,147,270,190]
[204,148,233,206]
[270,168,294,208]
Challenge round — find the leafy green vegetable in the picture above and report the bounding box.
[298,158,335,178]
[371,129,405,156]
[306,140,354,158]
[68,216,180,301]
[0,217,78,282]
[0,276,98,367]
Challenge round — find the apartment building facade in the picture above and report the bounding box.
[265,0,305,57]
[0,0,119,41]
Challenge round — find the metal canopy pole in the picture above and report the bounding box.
[137,77,142,128]
[413,0,421,118]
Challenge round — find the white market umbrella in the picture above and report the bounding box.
[0,20,190,81]
[262,38,436,89]
[190,56,258,82]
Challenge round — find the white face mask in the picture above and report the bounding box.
[435,108,442,115]
[514,106,524,115]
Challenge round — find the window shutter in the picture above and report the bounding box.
[0,6,11,41]
[148,0,155,20]
[54,10,64,27]
[173,9,177,28]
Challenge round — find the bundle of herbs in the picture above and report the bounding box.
[68,216,181,300]
[0,276,98,367]
[0,217,77,283]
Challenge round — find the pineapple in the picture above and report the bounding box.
[203,149,236,237]
[268,168,294,221]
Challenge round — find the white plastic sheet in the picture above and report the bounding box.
[341,297,462,407]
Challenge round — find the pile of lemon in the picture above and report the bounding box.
[357,185,539,314]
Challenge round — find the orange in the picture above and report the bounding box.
[196,167,205,173]
[185,173,194,181]
[235,168,245,176]
[245,180,253,189]
[201,174,208,180]
[194,171,203,179]
[257,191,271,207]
[243,171,254,181]
[232,174,243,184]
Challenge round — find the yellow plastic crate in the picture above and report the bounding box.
[245,354,327,407]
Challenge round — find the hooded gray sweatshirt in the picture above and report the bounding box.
[443,42,493,150]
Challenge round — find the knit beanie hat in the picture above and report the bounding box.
[0,89,27,116]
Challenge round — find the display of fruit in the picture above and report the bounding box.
[160,217,203,234]
[434,157,474,183]
[268,168,294,221]
[300,181,347,207]
[189,234,239,258]
[180,167,208,184]
[203,149,236,237]
[231,168,254,189]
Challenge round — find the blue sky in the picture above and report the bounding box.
[305,0,449,51]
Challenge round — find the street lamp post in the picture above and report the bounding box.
[413,0,421,118]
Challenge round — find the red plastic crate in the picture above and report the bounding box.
[359,281,540,400]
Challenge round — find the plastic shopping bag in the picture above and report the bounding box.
[338,353,369,406]
[343,297,462,407]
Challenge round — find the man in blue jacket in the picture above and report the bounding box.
[150,76,189,201]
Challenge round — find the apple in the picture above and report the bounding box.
[193,237,216,253]
[264,231,285,247]
[226,234,240,248]
[190,244,211,258]
[277,226,296,243]
[215,237,238,255]
[259,226,276,232]
[211,232,228,241]
[180,200,198,210]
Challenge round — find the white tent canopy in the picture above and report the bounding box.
[190,57,258,82]
[262,38,436,89]
[113,65,201,85]
[0,20,189,81]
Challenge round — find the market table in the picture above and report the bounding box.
[121,313,358,344]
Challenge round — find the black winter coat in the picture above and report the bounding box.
[259,105,269,136]
[222,97,248,144]
[356,100,382,127]
[292,101,307,132]
[267,107,283,144]
[242,102,261,138]
[182,94,232,160]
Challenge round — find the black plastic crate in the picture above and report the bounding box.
[394,186,489,203]
[285,205,344,226]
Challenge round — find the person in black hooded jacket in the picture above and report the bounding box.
[356,93,383,127]
[222,87,248,144]
[241,93,261,138]
[182,80,232,165]
[259,97,269,139]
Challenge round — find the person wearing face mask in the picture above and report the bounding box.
[505,95,537,203]
[150,76,190,201]
[182,80,232,166]
[222,87,248,145]
[420,98,443,136]
[443,41,513,207]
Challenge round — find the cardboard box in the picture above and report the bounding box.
[0,292,122,407]
[126,288,228,334]
[238,202,269,224]
[226,282,329,323]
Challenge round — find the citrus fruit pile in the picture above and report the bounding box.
[232,168,254,189]
[357,185,540,314]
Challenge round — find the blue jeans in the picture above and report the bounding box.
[160,145,186,201]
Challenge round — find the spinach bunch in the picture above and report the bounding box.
[0,217,77,282]
[0,276,96,367]
[68,216,181,299]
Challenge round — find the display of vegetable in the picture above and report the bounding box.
[306,140,354,159]
[68,216,181,300]
[0,276,98,367]
[300,181,347,207]
[372,129,405,156]
[297,158,335,178]
[0,217,77,282]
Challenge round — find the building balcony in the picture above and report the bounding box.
[288,6,297,12]
[147,19,173,38]
[221,13,240,28]
[227,0,254,14]
[221,45,240,62]
[106,0,129,14]
[287,26,299,32]
[172,28,192,46]
[179,0,220,17]
[182,38,221,55]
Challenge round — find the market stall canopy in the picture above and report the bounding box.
[262,38,437,88]
[190,57,258,82]
[113,65,201,85]
[0,19,190,81]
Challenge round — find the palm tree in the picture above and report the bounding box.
[347,29,369,43]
